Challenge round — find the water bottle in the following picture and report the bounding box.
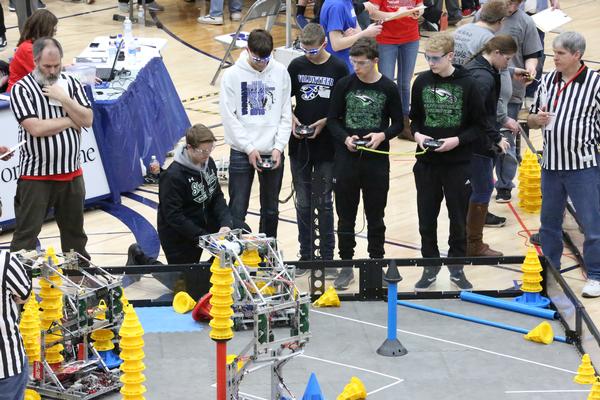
[123,17,133,42]
[134,38,141,64]
[137,5,145,25]
[127,38,137,64]
[149,155,160,177]
[108,40,117,61]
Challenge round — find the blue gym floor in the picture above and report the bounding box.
[104,299,587,400]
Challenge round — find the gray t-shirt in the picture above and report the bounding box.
[453,23,495,66]
[498,9,543,103]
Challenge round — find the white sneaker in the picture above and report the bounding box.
[197,15,223,25]
[582,279,600,298]
[230,12,242,21]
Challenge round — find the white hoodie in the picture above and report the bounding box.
[220,50,292,155]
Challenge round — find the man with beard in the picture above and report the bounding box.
[9,37,93,259]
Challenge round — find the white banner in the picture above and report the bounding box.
[0,106,111,226]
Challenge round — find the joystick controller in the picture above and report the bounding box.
[257,157,274,170]
[353,139,369,147]
[295,125,315,137]
[423,139,444,150]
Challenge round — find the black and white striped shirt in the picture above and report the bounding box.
[10,73,92,176]
[1,250,31,379]
[531,65,600,171]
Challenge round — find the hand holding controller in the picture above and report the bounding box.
[295,124,315,138]
[353,139,369,148]
[423,139,444,150]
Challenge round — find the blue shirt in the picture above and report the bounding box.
[320,0,357,72]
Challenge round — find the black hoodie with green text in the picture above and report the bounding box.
[409,65,486,164]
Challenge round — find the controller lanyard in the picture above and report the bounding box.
[553,64,586,110]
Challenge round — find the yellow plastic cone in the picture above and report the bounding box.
[172,291,196,314]
[588,377,600,400]
[524,321,554,345]
[24,389,41,400]
[575,354,596,385]
[337,376,367,400]
[313,286,341,308]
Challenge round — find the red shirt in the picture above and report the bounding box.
[371,0,421,45]
[21,168,83,182]
[8,40,34,93]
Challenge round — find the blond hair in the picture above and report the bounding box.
[426,33,454,54]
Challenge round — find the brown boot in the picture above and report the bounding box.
[397,116,415,141]
[466,202,503,257]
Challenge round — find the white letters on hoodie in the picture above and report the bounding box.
[220,50,293,155]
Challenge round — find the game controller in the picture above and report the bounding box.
[423,139,444,150]
[353,139,369,147]
[295,125,315,137]
[257,157,274,170]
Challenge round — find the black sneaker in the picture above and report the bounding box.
[485,212,506,227]
[38,0,47,8]
[0,36,6,49]
[8,1,15,11]
[333,268,354,290]
[450,272,473,291]
[530,233,541,246]
[414,268,438,291]
[421,20,439,32]
[495,189,512,203]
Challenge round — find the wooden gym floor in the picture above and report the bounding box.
[1,0,600,318]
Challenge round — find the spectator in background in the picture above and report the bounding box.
[118,0,164,13]
[320,0,382,72]
[0,2,6,49]
[365,0,422,141]
[196,0,241,25]
[7,9,57,92]
[432,0,462,25]
[9,0,38,34]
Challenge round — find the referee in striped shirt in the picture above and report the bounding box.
[527,31,600,298]
[0,250,32,400]
[9,37,93,260]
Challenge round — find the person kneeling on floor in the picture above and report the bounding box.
[155,124,232,300]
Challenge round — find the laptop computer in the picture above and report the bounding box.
[96,40,124,82]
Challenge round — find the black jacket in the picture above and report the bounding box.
[465,55,504,158]
[157,158,232,249]
[409,65,486,164]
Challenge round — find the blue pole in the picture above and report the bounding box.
[460,291,557,320]
[396,300,569,343]
[387,282,398,340]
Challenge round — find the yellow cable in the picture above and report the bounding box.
[356,146,428,156]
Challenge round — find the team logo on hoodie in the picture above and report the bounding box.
[241,81,276,116]
[423,83,464,128]
[345,90,386,129]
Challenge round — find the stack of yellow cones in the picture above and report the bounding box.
[574,354,596,384]
[588,377,600,400]
[518,150,542,213]
[313,286,341,308]
[209,257,234,341]
[520,247,543,293]
[19,296,41,364]
[119,304,146,400]
[24,389,41,400]
[524,321,554,344]
[91,329,115,352]
[39,264,64,366]
[337,376,367,400]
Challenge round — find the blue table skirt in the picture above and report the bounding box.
[89,57,191,202]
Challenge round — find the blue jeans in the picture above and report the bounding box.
[540,164,600,279]
[495,102,520,191]
[209,0,242,17]
[228,149,284,238]
[0,359,28,400]
[290,157,335,260]
[470,154,494,203]
[378,40,419,117]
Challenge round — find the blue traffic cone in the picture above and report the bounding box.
[302,372,325,400]
[98,350,123,369]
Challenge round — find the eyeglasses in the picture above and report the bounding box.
[424,52,449,64]
[349,58,372,67]
[190,145,214,155]
[299,43,324,55]
[250,53,271,64]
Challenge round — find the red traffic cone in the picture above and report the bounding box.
[192,292,213,321]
